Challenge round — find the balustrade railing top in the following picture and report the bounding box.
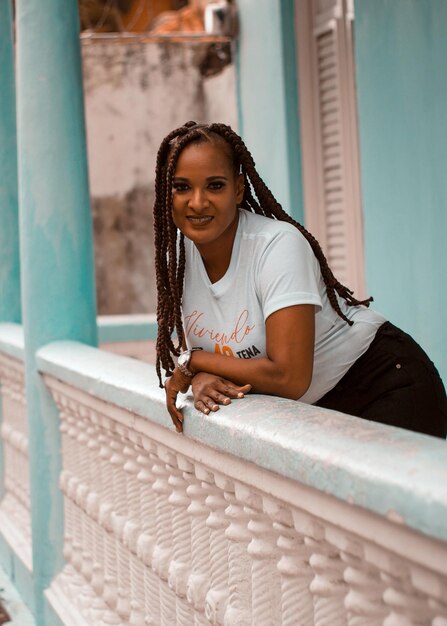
[36,340,447,546]
[0,323,24,360]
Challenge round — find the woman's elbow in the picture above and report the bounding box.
[278,371,312,401]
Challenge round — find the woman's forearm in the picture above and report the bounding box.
[189,350,311,400]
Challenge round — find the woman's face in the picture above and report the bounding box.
[171,140,244,253]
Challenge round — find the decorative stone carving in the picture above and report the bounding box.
[38,374,447,626]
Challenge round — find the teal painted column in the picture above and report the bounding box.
[15,0,97,621]
[236,0,304,221]
[0,0,20,523]
[0,0,21,324]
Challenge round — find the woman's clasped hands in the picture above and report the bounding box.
[165,369,251,433]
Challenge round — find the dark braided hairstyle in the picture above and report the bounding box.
[153,121,373,387]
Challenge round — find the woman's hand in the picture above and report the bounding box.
[165,367,192,433]
[191,372,251,415]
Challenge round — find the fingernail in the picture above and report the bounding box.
[237,392,244,398]
[204,408,210,414]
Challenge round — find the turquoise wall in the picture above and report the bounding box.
[354,0,447,383]
[236,0,304,222]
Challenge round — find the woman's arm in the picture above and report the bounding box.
[165,304,315,429]
[190,304,315,399]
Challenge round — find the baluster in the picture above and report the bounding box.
[65,414,84,578]
[167,452,194,625]
[223,480,252,626]
[365,545,433,626]
[294,510,347,626]
[245,489,282,626]
[186,465,212,626]
[411,564,447,626]
[382,569,433,625]
[327,528,387,626]
[263,498,313,626]
[137,438,160,626]
[111,426,132,621]
[85,418,105,596]
[98,429,119,610]
[124,435,145,626]
[382,573,432,625]
[76,413,95,586]
[205,473,231,626]
[151,446,176,626]
[59,402,74,565]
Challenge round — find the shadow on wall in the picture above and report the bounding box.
[82,38,238,314]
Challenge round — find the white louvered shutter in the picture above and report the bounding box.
[295,0,366,297]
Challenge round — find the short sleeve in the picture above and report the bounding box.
[255,228,323,321]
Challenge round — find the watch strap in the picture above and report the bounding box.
[178,347,202,377]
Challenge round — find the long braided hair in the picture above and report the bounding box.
[153,121,373,387]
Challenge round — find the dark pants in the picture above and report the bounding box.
[316,322,447,438]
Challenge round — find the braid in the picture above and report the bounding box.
[153,121,373,387]
[208,123,373,323]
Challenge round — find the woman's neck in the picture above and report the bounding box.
[196,211,239,283]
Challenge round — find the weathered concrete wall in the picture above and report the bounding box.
[82,38,238,314]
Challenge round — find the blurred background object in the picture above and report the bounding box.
[78,0,237,34]
[78,1,239,314]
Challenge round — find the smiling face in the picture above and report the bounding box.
[171,138,244,256]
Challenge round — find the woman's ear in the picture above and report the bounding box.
[236,173,245,204]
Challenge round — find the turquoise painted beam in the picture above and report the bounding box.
[235,0,304,222]
[15,0,97,621]
[97,314,158,343]
[0,0,21,324]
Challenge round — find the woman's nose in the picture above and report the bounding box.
[188,188,209,210]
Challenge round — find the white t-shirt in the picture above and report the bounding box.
[182,209,385,404]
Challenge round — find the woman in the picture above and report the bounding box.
[154,121,447,438]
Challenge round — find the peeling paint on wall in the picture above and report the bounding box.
[82,38,238,314]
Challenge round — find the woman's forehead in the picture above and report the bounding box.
[174,139,234,173]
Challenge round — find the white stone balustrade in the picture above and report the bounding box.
[28,340,447,625]
[0,325,32,570]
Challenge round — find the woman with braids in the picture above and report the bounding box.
[154,121,447,438]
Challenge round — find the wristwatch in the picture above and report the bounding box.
[177,347,203,377]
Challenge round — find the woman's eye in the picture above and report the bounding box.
[208,181,225,191]
[173,183,188,193]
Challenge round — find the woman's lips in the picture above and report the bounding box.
[186,216,214,225]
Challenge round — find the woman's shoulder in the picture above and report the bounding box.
[239,209,301,239]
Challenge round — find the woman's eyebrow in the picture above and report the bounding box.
[172,175,228,182]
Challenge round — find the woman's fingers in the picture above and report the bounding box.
[219,381,252,398]
[195,399,219,415]
[165,381,184,433]
[194,386,251,415]
[167,399,184,433]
